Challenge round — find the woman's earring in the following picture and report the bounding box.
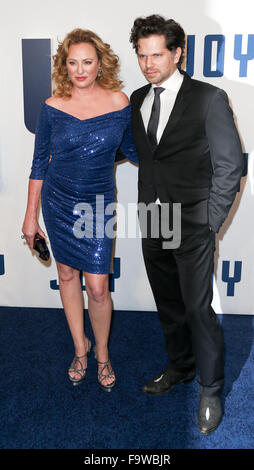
[97,68,102,78]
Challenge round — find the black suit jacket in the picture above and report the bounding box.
[130,71,244,233]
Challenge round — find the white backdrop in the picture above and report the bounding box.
[0,0,253,313]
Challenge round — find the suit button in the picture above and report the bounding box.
[154,160,159,164]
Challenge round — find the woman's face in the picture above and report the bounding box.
[66,42,100,90]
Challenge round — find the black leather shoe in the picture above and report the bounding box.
[142,366,196,396]
[197,395,222,435]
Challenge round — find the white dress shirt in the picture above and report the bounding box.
[140,68,184,203]
[141,68,184,143]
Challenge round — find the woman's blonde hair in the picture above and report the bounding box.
[52,28,122,97]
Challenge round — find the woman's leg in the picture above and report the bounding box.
[56,261,90,380]
[84,272,115,386]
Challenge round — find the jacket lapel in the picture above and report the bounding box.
[131,84,153,154]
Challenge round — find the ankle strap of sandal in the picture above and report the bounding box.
[75,353,88,359]
[96,359,109,365]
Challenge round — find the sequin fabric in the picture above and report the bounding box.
[30,103,138,273]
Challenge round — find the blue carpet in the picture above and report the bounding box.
[0,307,253,449]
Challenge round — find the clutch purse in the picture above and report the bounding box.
[33,233,50,261]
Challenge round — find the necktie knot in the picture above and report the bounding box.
[154,87,165,97]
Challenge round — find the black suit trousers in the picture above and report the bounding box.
[141,206,224,396]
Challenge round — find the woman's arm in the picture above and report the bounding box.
[22,103,51,249]
[22,179,46,249]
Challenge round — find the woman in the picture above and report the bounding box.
[22,28,138,391]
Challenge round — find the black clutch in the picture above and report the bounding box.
[33,233,50,261]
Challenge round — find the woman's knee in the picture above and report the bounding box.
[57,263,77,283]
[85,277,109,303]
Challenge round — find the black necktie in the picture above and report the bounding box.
[147,87,165,152]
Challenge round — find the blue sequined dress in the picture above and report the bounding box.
[30,103,138,273]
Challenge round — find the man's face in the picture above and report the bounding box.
[137,34,182,85]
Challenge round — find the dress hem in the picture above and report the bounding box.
[53,255,110,275]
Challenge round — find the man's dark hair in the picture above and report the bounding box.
[130,14,185,68]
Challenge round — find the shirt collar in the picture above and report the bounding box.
[151,68,183,93]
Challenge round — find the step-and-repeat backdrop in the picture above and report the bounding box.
[0,0,253,313]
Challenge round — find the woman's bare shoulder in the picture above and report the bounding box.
[45,96,65,108]
[111,91,130,108]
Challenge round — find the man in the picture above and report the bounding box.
[129,15,243,434]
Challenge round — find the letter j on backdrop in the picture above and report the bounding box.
[22,39,51,133]
[0,255,5,275]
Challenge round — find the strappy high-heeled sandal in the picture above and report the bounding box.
[68,339,92,386]
[94,346,116,392]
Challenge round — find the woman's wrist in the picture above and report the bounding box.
[25,205,38,216]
